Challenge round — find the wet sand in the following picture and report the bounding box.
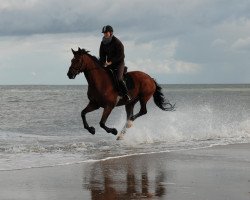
[0,143,250,200]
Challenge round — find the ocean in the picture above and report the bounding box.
[0,84,250,171]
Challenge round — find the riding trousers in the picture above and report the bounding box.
[109,62,125,81]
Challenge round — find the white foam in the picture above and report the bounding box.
[112,102,250,147]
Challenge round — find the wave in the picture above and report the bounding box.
[0,131,88,154]
[1,141,250,172]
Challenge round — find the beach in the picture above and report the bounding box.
[1,143,250,200]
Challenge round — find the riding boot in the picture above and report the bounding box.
[119,80,131,101]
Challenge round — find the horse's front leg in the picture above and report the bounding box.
[81,101,99,135]
[100,105,117,135]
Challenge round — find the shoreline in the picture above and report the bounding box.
[1,142,249,172]
[1,143,250,200]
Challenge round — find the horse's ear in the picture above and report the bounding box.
[78,47,81,51]
[71,48,76,55]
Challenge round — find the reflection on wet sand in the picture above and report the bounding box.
[83,155,166,199]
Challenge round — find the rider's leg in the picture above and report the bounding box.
[117,63,131,101]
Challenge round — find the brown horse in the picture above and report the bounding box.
[67,48,174,139]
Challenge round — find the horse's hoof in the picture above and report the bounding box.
[111,128,118,135]
[88,127,95,135]
[116,134,124,140]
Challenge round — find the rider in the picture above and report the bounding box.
[99,25,131,101]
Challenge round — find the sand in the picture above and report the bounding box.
[0,143,250,200]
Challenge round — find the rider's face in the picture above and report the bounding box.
[103,32,111,38]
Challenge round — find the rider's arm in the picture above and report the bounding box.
[99,43,106,66]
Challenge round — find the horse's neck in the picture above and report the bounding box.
[84,62,111,90]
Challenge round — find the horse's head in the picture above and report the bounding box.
[67,47,90,79]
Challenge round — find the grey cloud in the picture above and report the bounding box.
[0,1,105,36]
[1,0,250,38]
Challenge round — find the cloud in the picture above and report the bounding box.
[0,33,102,84]
[0,0,102,35]
[31,72,36,76]
[127,58,200,75]
[211,38,227,47]
[231,37,250,51]
[214,17,250,51]
[174,60,200,73]
[0,0,38,10]
[126,40,201,75]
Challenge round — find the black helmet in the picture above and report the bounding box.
[102,25,113,33]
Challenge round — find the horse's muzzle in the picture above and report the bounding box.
[67,71,76,79]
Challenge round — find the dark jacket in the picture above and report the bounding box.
[99,36,125,67]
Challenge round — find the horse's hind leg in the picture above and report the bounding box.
[131,97,150,121]
[100,105,117,135]
[81,101,99,135]
[125,101,136,128]
[117,102,136,140]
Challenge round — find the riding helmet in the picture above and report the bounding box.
[102,25,113,33]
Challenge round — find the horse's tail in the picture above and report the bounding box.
[153,80,175,111]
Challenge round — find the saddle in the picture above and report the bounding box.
[106,67,134,93]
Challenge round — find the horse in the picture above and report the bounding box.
[67,47,175,139]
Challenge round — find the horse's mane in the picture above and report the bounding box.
[77,48,102,67]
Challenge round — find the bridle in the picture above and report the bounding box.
[72,54,100,75]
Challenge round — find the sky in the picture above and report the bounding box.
[0,0,250,85]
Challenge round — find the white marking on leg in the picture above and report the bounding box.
[126,120,133,128]
[116,134,124,140]
[117,124,126,140]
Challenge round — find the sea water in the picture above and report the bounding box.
[0,84,249,170]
